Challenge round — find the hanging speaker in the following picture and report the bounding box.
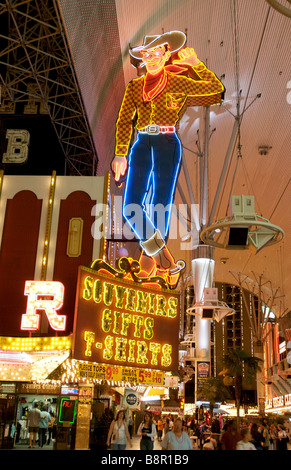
[228,227,248,246]
[201,308,213,319]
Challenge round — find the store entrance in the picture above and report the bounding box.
[0,395,18,449]
[15,393,58,449]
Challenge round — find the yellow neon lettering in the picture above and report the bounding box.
[156,295,168,316]
[121,312,131,336]
[144,317,154,340]
[128,339,136,362]
[115,337,127,362]
[136,291,148,313]
[102,308,112,332]
[93,279,102,303]
[113,311,121,334]
[168,297,178,317]
[161,344,172,367]
[84,331,95,357]
[103,335,114,360]
[132,315,143,337]
[148,293,155,314]
[136,341,148,364]
[149,342,161,365]
[114,285,127,308]
[125,288,136,310]
[83,276,93,300]
[103,282,114,306]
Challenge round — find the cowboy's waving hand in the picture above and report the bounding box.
[173,47,201,67]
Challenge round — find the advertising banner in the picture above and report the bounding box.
[197,361,210,386]
[77,362,164,386]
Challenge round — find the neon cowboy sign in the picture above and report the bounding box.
[111,30,224,288]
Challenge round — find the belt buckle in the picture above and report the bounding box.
[147,124,159,135]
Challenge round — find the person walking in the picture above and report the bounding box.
[137,412,157,450]
[26,402,41,448]
[250,422,264,450]
[236,428,256,450]
[157,417,163,441]
[38,405,51,448]
[161,417,192,450]
[106,410,132,450]
[261,422,270,451]
[163,417,170,435]
[47,411,55,445]
[220,420,241,450]
[269,424,278,450]
[277,424,289,450]
[128,416,134,439]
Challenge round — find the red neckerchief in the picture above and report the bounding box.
[143,65,188,102]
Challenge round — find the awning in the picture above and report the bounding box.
[0,349,70,382]
[145,388,165,396]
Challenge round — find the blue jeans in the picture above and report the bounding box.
[140,437,154,450]
[123,132,182,242]
[38,428,47,447]
[112,443,126,450]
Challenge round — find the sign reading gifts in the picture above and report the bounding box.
[72,266,180,371]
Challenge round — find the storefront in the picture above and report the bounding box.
[0,375,124,450]
[265,394,291,415]
[0,381,60,449]
[0,262,181,450]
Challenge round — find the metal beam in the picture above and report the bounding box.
[0,0,98,175]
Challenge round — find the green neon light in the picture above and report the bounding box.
[58,398,77,424]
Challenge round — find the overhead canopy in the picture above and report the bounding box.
[58,0,291,315]
[1,1,290,315]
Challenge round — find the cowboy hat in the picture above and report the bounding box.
[129,30,186,60]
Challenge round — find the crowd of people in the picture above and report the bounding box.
[166,415,290,451]
[106,410,291,451]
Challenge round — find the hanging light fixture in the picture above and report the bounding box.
[187,287,236,322]
[200,194,284,253]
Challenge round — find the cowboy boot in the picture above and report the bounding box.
[140,229,165,257]
[152,245,176,272]
[154,246,182,288]
[137,250,157,278]
[141,230,180,287]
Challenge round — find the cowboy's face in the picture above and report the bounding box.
[141,45,171,74]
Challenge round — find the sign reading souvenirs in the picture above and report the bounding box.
[72,265,180,371]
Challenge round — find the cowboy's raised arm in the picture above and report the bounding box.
[174,47,225,99]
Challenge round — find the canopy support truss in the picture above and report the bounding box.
[0,0,98,175]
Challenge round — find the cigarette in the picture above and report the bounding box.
[139,61,147,68]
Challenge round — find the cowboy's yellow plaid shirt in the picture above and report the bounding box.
[115,62,224,156]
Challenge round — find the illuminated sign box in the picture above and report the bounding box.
[61,386,79,395]
[59,397,77,424]
[21,280,66,331]
[72,266,180,371]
